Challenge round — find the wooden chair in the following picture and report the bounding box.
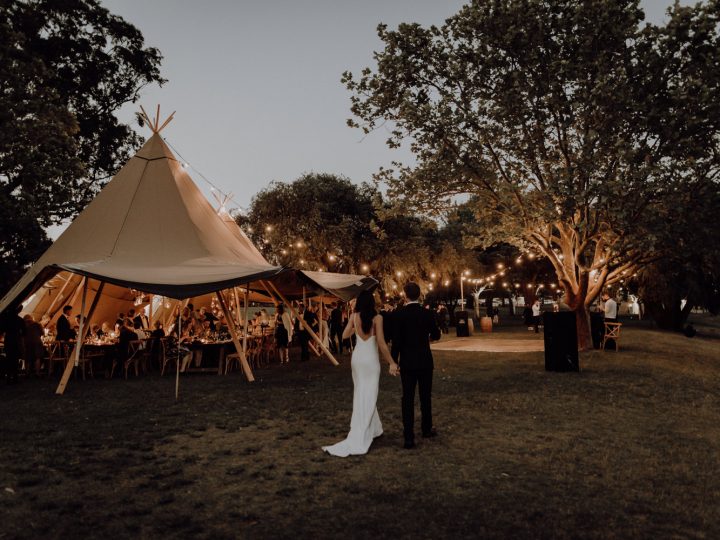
[124,340,148,378]
[47,341,71,376]
[602,322,622,351]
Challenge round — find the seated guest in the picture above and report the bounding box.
[150,321,165,338]
[90,323,102,338]
[100,322,112,337]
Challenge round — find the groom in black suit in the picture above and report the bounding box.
[391,282,441,449]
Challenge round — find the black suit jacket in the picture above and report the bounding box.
[56,314,75,342]
[390,303,441,370]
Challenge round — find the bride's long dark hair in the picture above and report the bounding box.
[354,290,376,334]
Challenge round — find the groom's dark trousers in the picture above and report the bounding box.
[391,303,441,442]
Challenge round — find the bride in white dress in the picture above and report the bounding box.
[322,291,399,457]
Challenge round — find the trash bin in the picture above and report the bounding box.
[455,310,469,337]
[543,311,579,372]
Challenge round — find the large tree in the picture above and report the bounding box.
[0,0,164,294]
[343,0,720,348]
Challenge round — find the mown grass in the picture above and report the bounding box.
[1,324,719,539]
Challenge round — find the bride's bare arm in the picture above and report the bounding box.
[375,315,399,376]
[342,313,355,340]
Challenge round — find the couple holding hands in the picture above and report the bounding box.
[323,282,441,456]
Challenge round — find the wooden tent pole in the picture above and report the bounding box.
[233,287,242,326]
[216,291,255,381]
[267,282,338,366]
[56,280,105,395]
[147,294,153,330]
[42,273,75,327]
[243,288,249,354]
[176,310,181,400]
[260,281,279,306]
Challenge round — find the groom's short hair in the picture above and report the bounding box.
[404,282,421,301]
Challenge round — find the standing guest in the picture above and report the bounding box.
[531,299,542,334]
[523,303,533,328]
[114,319,138,376]
[380,302,395,347]
[1,305,25,383]
[274,304,293,363]
[319,306,330,351]
[57,305,76,342]
[329,302,344,354]
[601,292,618,323]
[115,312,125,334]
[23,315,45,376]
[298,303,318,361]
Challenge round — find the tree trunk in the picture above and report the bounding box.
[575,303,592,351]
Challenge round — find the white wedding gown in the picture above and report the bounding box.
[322,332,383,457]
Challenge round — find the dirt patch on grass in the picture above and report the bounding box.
[1,326,719,538]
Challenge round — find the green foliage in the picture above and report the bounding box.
[0,0,164,294]
[344,0,720,345]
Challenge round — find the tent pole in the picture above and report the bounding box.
[233,287,242,326]
[216,291,255,382]
[176,310,181,400]
[260,280,279,306]
[147,294,153,330]
[267,281,339,366]
[42,273,75,327]
[243,288,249,354]
[56,280,105,395]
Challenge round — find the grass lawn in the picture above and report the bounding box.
[1,323,719,539]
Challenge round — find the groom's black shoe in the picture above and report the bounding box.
[422,429,438,439]
[403,440,415,449]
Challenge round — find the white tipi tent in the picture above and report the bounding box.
[0,110,283,392]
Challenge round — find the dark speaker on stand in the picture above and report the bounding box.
[543,311,579,372]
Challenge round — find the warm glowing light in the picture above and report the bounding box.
[463,270,470,276]
[361,264,369,273]
[430,272,437,279]
[428,284,433,290]
[299,259,305,264]
[328,254,336,261]
[550,284,556,289]
[516,257,522,264]
[514,283,520,288]
[281,249,288,255]
[392,284,397,289]
[265,225,273,232]
[528,253,535,259]
[396,270,402,277]
[296,241,303,248]
[527,284,533,288]
[443,280,450,286]
[497,263,504,269]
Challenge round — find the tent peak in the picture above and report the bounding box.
[139,104,175,134]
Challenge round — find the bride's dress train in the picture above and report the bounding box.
[322,334,383,457]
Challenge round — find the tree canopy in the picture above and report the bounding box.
[0,0,164,294]
[236,172,479,296]
[343,0,720,347]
